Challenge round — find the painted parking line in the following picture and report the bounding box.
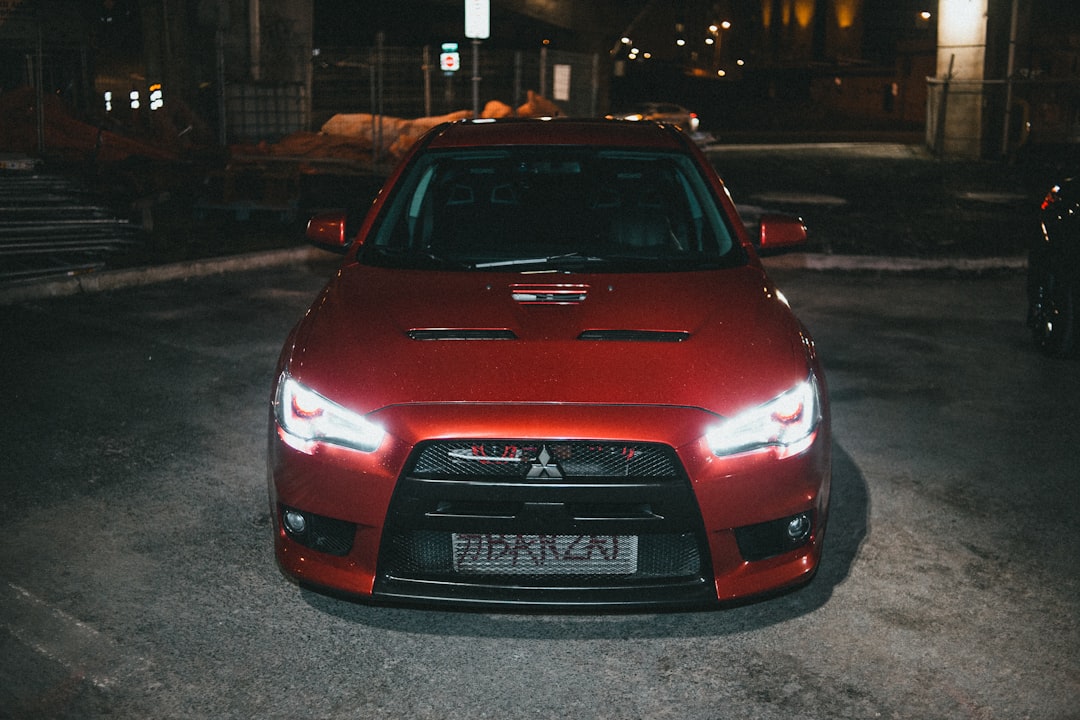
[0,580,151,691]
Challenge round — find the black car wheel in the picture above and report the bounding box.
[1029,272,1075,357]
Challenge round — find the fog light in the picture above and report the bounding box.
[786,513,811,542]
[283,509,307,535]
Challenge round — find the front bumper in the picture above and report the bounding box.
[268,403,831,609]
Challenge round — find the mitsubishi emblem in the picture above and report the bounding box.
[526,446,563,479]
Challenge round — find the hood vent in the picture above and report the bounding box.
[510,283,589,305]
[408,329,518,341]
[578,330,690,343]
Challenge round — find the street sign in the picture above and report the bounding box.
[553,64,571,102]
[465,0,489,39]
[440,42,460,72]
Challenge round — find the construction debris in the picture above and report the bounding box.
[0,87,565,281]
[232,90,565,165]
[0,166,142,282]
[0,87,181,164]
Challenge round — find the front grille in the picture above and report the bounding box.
[373,439,715,607]
[411,441,678,479]
[382,530,702,584]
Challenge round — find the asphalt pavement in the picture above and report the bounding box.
[1,256,1076,719]
[2,141,1077,719]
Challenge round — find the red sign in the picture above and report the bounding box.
[440,51,460,72]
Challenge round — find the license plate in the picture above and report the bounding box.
[452,533,638,575]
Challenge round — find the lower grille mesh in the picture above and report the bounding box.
[375,438,713,604]
[381,530,702,585]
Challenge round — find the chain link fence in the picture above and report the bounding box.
[225,83,310,143]
[927,77,1080,157]
[311,43,606,129]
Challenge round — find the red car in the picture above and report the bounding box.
[269,119,830,609]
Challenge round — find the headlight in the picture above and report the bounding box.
[706,376,821,458]
[274,373,385,452]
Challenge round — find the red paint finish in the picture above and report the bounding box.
[268,119,830,609]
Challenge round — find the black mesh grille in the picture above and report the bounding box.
[374,438,714,606]
[381,531,701,585]
[411,441,678,479]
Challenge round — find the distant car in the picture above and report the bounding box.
[269,118,829,610]
[608,102,701,133]
[1028,177,1079,356]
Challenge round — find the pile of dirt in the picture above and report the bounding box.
[231,90,564,164]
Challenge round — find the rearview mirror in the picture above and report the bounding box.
[305,212,351,253]
[757,213,807,252]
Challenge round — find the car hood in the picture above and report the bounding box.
[285,264,812,419]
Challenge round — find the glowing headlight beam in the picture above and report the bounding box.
[275,373,385,452]
[706,376,821,458]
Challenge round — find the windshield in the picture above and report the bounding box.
[360,146,744,272]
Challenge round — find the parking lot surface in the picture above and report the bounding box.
[1,254,1077,719]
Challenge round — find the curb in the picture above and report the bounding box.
[0,248,1027,305]
[763,253,1027,273]
[0,246,328,305]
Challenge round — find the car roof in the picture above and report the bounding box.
[422,118,690,151]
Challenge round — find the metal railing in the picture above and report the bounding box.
[0,171,141,282]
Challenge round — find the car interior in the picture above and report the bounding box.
[371,149,736,263]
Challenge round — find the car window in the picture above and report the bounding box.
[362,146,743,272]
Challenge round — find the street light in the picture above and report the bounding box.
[708,20,731,74]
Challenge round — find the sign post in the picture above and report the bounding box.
[464,0,490,117]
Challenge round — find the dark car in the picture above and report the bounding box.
[269,118,829,610]
[1028,177,1079,356]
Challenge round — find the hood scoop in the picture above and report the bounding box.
[408,329,518,341]
[510,283,589,305]
[578,330,691,343]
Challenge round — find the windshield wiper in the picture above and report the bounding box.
[367,246,469,268]
[471,252,608,269]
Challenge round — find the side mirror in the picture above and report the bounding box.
[757,213,807,252]
[305,212,352,253]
